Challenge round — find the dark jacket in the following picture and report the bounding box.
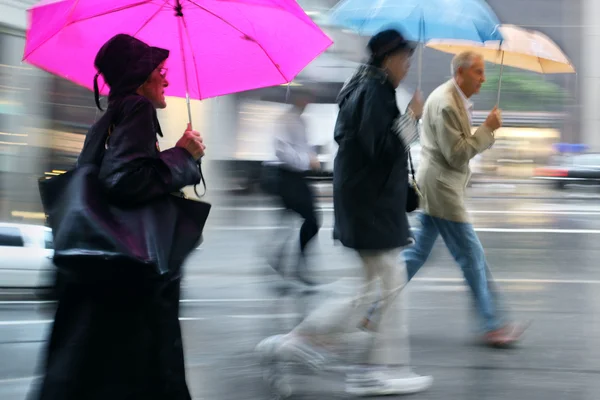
[80,94,200,203]
[333,66,412,250]
[32,95,200,400]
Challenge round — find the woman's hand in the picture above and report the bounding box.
[176,123,206,160]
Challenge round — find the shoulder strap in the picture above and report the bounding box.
[104,123,114,150]
[407,149,416,182]
[194,161,207,198]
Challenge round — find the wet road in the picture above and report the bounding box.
[3,187,600,399]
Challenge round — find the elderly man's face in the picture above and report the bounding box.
[458,56,485,98]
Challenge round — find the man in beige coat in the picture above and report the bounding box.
[402,51,527,347]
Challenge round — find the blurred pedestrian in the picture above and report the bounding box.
[402,51,528,347]
[256,29,432,396]
[266,89,322,286]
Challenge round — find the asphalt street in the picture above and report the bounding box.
[2,185,600,399]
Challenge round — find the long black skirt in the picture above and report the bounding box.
[29,273,191,400]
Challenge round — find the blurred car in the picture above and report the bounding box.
[0,223,55,289]
[534,153,600,189]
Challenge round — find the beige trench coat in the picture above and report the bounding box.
[417,80,496,223]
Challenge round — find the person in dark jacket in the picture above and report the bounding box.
[30,34,205,400]
[256,29,432,396]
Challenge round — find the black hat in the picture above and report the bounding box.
[367,29,416,62]
[93,34,169,110]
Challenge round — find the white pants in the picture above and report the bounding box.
[291,248,409,366]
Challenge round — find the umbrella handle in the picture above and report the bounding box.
[185,93,193,128]
[417,15,424,91]
[496,50,505,106]
[175,0,204,198]
[417,44,423,91]
[176,1,193,128]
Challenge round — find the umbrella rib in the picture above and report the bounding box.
[468,10,486,43]
[531,30,546,74]
[178,9,203,99]
[187,0,289,82]
[87,0,170,98]
[538,56,546,74]
[67,0,157,24]
[132,0,171,38]
[23,0,80,60]
[218,0,325,34]
[24,0,156,61]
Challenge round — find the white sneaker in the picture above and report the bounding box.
[346,367,433,396]
[255,334,286,362]
[255,334,327,371]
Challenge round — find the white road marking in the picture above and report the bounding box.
[417,285,467,292]
[0,320,52,326]
[210,226,600,234]
[0,315,297,326]
[212,226,296,231]
[416,277,600,284]
[180,298,275,303]
[228,313,301,319]
[0,301,55,305]
[473,228,600,234]
[213,206,600,216]
[470,210,600,215]
[0,376,40,384]
[214,206,292,211]
[0,277,597,308]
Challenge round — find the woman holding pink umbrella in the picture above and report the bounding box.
[32,34,205,400]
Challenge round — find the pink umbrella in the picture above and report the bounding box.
[24,0,332,121]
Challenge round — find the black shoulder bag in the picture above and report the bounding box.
[39,118,211,283]
[406,150,421,213]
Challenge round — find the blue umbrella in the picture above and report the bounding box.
[327,0,503,88]
[328,0,503,43]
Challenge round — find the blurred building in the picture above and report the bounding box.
[0,0,593,222]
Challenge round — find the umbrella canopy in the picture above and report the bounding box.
[23,0,333,101]
[427,24,575,74]
[327,0,503,43]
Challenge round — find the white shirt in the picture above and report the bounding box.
[452,79,474,125]
[272,107,315,172]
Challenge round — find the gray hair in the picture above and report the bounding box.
[451,51,482,76]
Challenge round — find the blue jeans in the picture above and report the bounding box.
[403,213,503,332]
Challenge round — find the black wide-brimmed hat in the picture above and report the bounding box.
[93,34,169,110]
[367,29,416,61]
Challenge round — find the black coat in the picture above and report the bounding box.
[333,67,412,251]
[31,95,200,400]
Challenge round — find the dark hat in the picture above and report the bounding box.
[93,34,169,110]
[367,29,416,60]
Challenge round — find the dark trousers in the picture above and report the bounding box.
[277,168,321,272]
